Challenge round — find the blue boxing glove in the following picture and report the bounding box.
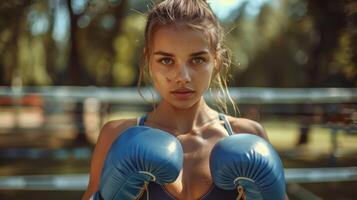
[93,126,183,200]
[210,134,286,200]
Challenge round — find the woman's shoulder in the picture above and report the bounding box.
[83,117,141,199]
[225,115,269,141]
[96,118,139,145]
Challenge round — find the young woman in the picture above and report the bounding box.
[83,0,288,199]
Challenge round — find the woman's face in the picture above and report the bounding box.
[149,25,216,109]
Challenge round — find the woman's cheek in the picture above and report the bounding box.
[152,72,169,94]
[200,66,213,80]
[199,66,214,89]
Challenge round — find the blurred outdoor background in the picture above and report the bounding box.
[0,0,356,199]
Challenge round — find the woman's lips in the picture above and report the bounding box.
[171,89,195,100]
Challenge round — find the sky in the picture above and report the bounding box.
[208,0,273,20]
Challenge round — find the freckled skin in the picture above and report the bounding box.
[149,26,215,109]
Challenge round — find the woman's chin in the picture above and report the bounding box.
[170,98,202,110]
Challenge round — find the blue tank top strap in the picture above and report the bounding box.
[138,115,147,126]
[218,113,234,136]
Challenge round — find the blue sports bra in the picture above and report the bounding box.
[136,113,238,200]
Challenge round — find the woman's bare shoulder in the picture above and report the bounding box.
[226,115,269,141]
[82,117,139,200]
[97,118,138,144]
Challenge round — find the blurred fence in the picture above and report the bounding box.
[0,87,356,199]
[1,167,357,190]
[1,86,356,120]
[0,86,356,104]
[0,86,356,145]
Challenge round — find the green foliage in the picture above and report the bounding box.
[0,0,355,87]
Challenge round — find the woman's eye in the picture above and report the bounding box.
[159,58,173,65]
[192,57,205,65]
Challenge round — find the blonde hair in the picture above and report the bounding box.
[138,0,238,115]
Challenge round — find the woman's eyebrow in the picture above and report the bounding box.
[189,51,209,57]
[154,51,174,56]
[153,50,209,57]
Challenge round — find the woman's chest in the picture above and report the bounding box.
[164,152,213,200]
[164,127,228,199]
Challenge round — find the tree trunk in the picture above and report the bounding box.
[66,0,87,145]
[66,0,83,86]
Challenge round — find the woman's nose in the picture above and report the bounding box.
[174,65,191,84]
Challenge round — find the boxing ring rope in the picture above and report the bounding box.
[0,167,356,190]
[0,86,356,104]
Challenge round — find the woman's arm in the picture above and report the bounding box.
[285,194,290,200]
[81,119,132,200]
